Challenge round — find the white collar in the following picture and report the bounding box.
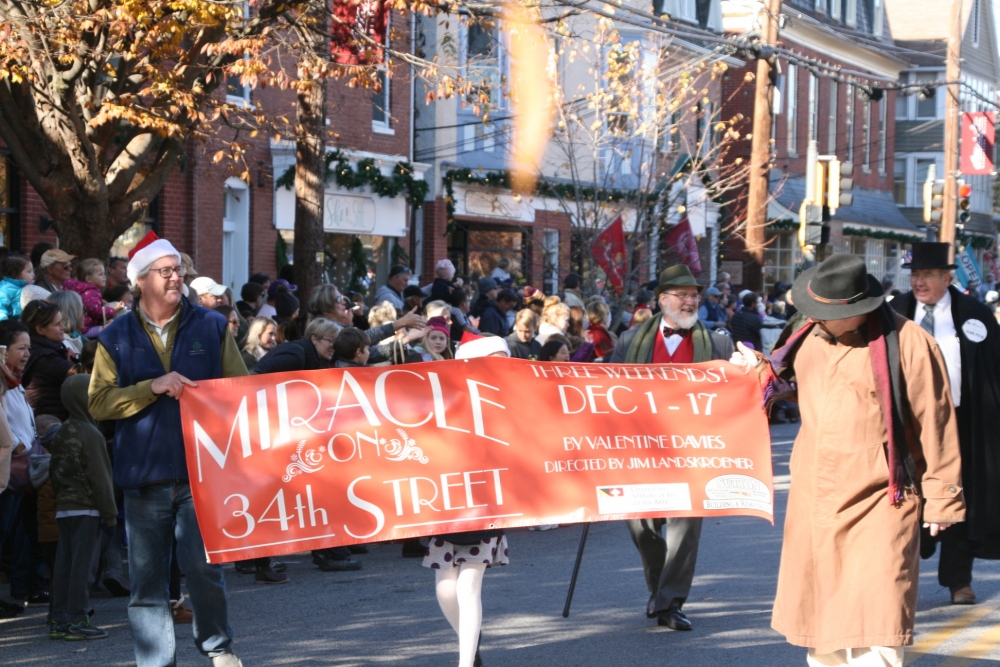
[917,289,951,311]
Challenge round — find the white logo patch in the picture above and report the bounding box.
[962,319,988,343]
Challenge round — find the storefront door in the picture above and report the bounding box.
[448,222,530,285]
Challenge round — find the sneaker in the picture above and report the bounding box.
[312,553,362,572]
[212,652,244,667]
[64,618,108,640]
[49,623,69,639]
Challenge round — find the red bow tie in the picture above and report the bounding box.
[662,326,691,338]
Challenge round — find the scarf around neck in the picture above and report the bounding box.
[769,303,917,505]
[625,315,713,364]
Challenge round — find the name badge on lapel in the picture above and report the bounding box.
[962,319,988,343]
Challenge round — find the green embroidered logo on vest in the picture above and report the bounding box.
[190,340,205,355]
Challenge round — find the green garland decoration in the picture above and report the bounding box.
[958,234,995,249]
[276,149,429,209]
[842,226,924,243]
[441,167,663,236]
[391,239,410,266]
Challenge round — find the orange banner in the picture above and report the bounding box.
[179,358,773,563]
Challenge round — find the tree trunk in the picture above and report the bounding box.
[293,73,327,297]
[324,232,355,290]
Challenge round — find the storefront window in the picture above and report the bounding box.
[448,223,526,285]
[763,230,800,293]
[0,153,20,250]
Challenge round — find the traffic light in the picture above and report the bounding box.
[958,181,972,227]
[828,160,853,213]
[923,180,945,224]
[812,160,827,207]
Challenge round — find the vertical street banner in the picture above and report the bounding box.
[956,246,983,290]
[591,217,627,295]
[961,112,995,176]
[180,358,773,564]
[663,218,702,276]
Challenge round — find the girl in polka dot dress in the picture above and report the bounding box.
[421,335,511,667]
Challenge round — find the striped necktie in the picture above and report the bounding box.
[921,303,935,336]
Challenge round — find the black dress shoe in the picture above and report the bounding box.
[312,553,362,571]
[271,561,287,573]
[646,597,657,619]
[255,564,289,584]
[657,607,692,631]
[234,561,256,574]
[348,545,369,554]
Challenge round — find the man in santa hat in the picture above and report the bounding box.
[88,232,248,667]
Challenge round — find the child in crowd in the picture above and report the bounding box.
[415,317,452,361]
[0,253,34,320]
[101,284,133,311]
[506,309,541,360]
[585,301,615,360]
[333,328,371,368]
[48,374,116,640]
[63,259,124,336]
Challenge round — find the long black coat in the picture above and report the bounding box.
[892,286,1000,557]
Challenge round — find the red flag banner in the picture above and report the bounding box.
[591,217,627,294]
[664,217,702,276]
[179,359,773,563]
[331,0,389,66]
[961,112,995,175]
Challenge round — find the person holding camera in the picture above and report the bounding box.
[22,299,77,421]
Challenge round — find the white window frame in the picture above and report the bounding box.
[222,177,250,292]
[814,0,826,14]
[892,157,907,206]
[872,0,883,36]
[830,0,841,20]
[899,153,942,208]
[226,2,253,107]
[808,72,819,142]
[786,64,797,156]
[371,12,393,134]
[845,0,857,27]
[460,16,506,111]
[828,80,838,154]
[543,229,560,296]
[878,98,887,174]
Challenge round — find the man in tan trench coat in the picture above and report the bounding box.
[732,255,966,667]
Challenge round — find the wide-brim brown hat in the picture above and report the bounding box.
[902,242,957,270]
[791,254,884,320]
[653,265,703,297]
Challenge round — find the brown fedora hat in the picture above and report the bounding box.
[791,254,884,320]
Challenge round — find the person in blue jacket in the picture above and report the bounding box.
[0,253,34,320]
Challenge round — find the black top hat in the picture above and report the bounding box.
[902,242,957,270]
[791,254,885,320]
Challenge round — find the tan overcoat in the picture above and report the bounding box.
[771,315,966,654]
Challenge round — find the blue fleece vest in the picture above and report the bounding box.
[99,299,226,488]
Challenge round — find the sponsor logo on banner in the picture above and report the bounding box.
[595,484,692,514]
[703,475,773,512]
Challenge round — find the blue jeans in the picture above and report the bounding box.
[124,482,233,666]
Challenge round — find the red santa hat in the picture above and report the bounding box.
[127,231,182,286]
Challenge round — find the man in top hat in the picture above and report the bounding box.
[891,242,1000,605]
[88,231,248,667]
[731,254,964,666]
[611,264,735,631]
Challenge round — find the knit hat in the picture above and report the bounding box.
[435,259,456,280]
[268,278,296,298]
[523,286,545,304]
[456,334,510,359]
[126,231,182,286]
[275,290,300,318]
[403,285,424,298]
[274,290,299,319]
[478,277,498,294]
[426,316,451,338]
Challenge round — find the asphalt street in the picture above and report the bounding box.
[5,423,1000,666]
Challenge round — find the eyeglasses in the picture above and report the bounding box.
[152,266,188,279]
[664,292,700,303]
[319,337,336,346]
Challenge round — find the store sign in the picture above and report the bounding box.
[461,190,535,223]
[324,193,377,233]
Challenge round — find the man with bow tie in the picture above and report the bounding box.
[611,264,734,631]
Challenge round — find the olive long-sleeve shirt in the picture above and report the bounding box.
[89,303,248,421]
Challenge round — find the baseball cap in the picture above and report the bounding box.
[39,249,76,268]
[190,277,227,297]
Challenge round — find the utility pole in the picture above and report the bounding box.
[940,0,963,257]
[744,0,782,291]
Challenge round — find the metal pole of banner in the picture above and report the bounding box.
[562,523,591,618]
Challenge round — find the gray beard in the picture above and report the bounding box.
[664,305,698,330]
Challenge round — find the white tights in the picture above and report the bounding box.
[435,562,487,667]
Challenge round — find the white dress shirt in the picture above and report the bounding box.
[914,290,962,407]
[659,316,685,355]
